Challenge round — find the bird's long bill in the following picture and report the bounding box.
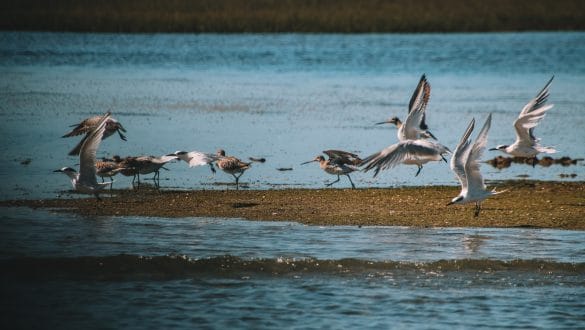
[53,169,63,173]
[488,147,498,151]
[300,160,317,165]
[374,121,389,125]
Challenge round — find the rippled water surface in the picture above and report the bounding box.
[1,32,584,199]
[1,32,585,329]
[1,208,584,329]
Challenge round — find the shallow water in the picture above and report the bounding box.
[1,208,585,329]
[1,32,585,329]
[1,32,585,199]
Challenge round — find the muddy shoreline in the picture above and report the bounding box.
[2,181,584,230]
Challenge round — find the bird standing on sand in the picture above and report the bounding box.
[134,154,179,186]
[95,158,127,190]
[448,113,504,217]
[375,74,437,141]
[215,149,252,190]
[54,112,113,200]
[63,114,127,156]
[302,150,361,189]
[489,76,556,166]
[113,155,178,187]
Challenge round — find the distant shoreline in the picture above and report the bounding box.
[1,0,584,33]
[2,181,584,230]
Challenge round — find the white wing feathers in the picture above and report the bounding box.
[450,118,475,193]
[78,112,110,187]
[401,75,431,141]
[181,151,219,167]
[466,113,492,191]
[514,76,555,146]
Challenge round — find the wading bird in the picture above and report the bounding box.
[301,150,362,189]
[215,149,252,190]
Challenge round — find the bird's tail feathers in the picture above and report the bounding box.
[491,188,509,195]
[536,146,557,154]
[98,181,113,189]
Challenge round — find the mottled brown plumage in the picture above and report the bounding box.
[215,149,252,189]
[63,115,127,156]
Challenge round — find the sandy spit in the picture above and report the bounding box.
[1,181,584,230]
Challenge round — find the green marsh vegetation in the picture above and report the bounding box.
[1,0,584,33]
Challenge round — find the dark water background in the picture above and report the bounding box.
[1,32,585,329]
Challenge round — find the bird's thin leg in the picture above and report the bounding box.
[474,202,482,217]
[153,171,160,189]
[346,174,356,189]
[415,165,423,177]
[118,130,127,141]
[441,154,448,163]
[326,175,341,187]
[532,156,539,168]
[232,174,239,190]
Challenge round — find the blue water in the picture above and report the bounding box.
[0,32,584,198]
[1,32,585,329]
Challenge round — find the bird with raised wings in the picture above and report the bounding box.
[490,76,556,165]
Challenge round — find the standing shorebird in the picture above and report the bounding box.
[301,150,361,189]
[113,155,178,187]
[215,149,252,190]
[63,114,127,156]
[134,154,179,187]
[95,157,127,190]
[448,113,503,217]
[376,74,437,141]
[489,76,556,166]
[54,112,113,200]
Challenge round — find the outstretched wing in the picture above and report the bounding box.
[450,118,475,192]
[186,151,219,167]
[514,76,554,144]
[402,74,431,140]
[361,140,440,177]
[465,114,492,191]
[62,116,101,138]
[78,112,111,187]
[407,74,431,130]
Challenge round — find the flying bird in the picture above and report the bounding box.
[489,76,556,166]
[63,114,127,156]
[55,112,113,200]
[375,74,437,141]
[448,113,504,217]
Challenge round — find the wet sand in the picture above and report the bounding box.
[2,181,584,230]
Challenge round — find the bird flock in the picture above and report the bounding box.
[56,74,557,217]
